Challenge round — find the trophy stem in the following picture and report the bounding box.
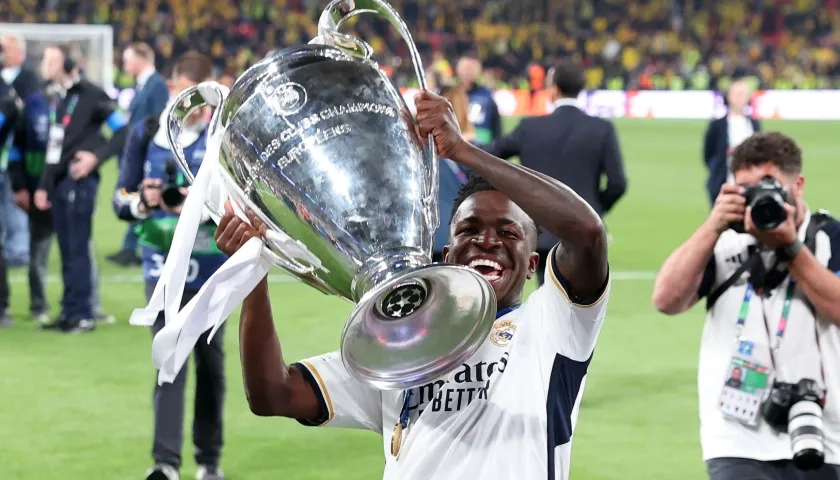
[351,248,430,304]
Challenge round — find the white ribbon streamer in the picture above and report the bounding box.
[130,80,330,385]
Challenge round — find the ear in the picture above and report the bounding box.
[166,79,174,93]
[526,251,540,280]
[441,245,450,263]
[795,173,805,198]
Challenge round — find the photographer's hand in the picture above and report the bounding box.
[745,203,798,249]
[705,184,747,234]
[139,178,162,213]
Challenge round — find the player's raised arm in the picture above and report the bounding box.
[214,202,321,420]
[414,90,608,304]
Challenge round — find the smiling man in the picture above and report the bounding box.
[213,90,611,480]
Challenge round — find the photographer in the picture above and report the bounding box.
[653,132,840,480]
[112,51,226,480]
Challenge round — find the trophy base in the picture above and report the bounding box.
[340,263,497,390]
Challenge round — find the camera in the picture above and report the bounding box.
[760,378,826,470]
[731,175,788,233]
[161,159,186,208]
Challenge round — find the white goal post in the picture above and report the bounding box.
[0,23,113,90]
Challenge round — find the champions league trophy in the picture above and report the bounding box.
[164,0,497,390]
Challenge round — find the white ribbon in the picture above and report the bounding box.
[128,128,223,329]
[130,80,326,385]
[152,238,270,384]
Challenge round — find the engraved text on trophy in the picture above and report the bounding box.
[259,102,399,169]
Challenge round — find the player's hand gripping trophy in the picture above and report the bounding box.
[136,0,497,390]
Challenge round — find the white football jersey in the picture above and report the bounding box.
[294,250,610,480]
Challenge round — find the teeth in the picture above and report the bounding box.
[469,259,502,271]
[483,271,501,281]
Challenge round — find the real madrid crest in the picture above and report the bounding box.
[263,81,307,116]
[490,319,516,347]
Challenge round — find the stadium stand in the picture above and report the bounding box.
[1,0,839,90]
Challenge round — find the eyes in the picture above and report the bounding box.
[455,225,520,239]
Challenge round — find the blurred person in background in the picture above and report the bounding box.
[36,45,127,333]
[6,79,51,326]
[113,51,227,480]
[703,80,761,207]
[485,60,627,286]
[432,84,474,262]
[0,72,20,327]
[456,55,501,146]
[653,132,840,480]
[1,34,38,269]
[107,42,169,268]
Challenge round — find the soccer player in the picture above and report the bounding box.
[214,90,610,479]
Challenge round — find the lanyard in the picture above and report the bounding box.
[442,158,467,183]
[396,304,521,431]
[50,94,79,128]
[736,280,796,367]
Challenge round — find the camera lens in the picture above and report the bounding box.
[789,400,826,471]
[750,194,786,230]
[161,186,185,208]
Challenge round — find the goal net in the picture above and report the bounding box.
[0,23,113,90]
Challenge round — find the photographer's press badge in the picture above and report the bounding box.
[718,338,772,426]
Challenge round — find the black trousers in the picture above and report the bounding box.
[146,283,226,469]
[707,458,840,480]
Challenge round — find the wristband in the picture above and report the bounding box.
[776,239,804,263]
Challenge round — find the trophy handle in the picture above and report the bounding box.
[166,83,323,279]
[165,82,228,188]
[314,0,440,230]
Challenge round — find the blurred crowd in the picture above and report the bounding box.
[3,0,840,92]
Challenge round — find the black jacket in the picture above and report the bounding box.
[703,115,761,206]
[485,105,628,251]
[38,79,128,191]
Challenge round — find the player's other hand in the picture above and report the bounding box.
[215,200,267,256]
[706,183,746,234]
[414,90,466,160]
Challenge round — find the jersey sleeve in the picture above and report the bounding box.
[821,221,840,273]
[526,245,610,362]
[291,350,383,432]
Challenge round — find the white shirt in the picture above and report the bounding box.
[725,114,754,183]
[553,98,579,110]
[0,66,20,86]
[698,211,840,463]
[136,67,156,91]
[296,248,610,480]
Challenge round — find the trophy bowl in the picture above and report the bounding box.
[165,0,497,390]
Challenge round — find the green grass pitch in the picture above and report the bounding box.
[1,118,838,479]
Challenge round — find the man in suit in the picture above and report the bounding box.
[485,60,627,286]
[1,34,39,268]
[107,42,169,267]
[456,55,502,146]
[702,80,760,207]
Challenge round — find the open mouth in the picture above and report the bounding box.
[468,258,507,284]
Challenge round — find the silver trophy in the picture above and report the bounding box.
[165,0,496,390]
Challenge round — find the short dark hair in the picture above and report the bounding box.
[172,50,214,83]
[730,131,802,175]
[450,173,539,239]
[551,60,585,98]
